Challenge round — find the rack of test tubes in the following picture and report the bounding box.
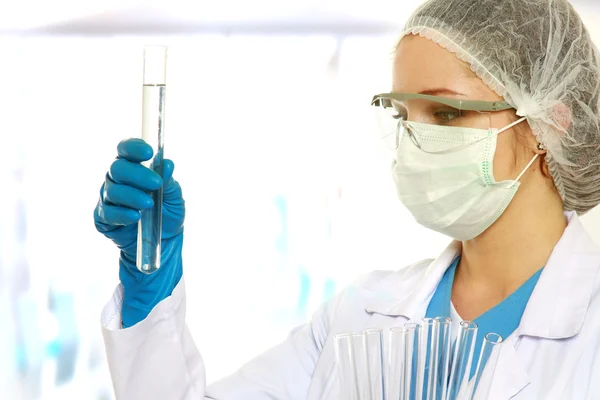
[334,318,503,400]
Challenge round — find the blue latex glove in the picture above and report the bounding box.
[94,138,185,328]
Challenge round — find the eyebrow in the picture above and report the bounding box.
[418,88,467,97]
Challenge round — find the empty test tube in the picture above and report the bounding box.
[434,317,452,400]
[137,45,167,274]
[469,333,503,400]
[350,333,371,399]
[388,323,420,400]
[388,327,409,400]
[334,330,386,400]
[364,329,385,400]
[335,333,358,400]
[447,321,478,400]
[416,318,442,400]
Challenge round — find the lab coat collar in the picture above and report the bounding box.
[366,211,600,340]
[365,240,461,319]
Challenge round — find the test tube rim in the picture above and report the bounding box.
[404,322,421,330]
[434,316,452,325]
[349,331,367,338]
[459,320,478,331]
[484,332,504,345]
[335,332,363,340]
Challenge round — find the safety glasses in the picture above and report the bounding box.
[371,93,515,152]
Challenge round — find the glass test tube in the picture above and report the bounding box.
[446,321,478,400]
[351,333,371,399]
[416,318,441,400]
[335,330,386,400]
[469,333,503,400]
[364,329,385,400]
[435,317,452,400]
[137,45,167,274]
[388,327,408,400]
[388,323,420,400]
[335,333,358,400]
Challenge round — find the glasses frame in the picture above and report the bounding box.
[371,92,514,112]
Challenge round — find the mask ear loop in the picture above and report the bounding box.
[506,116,542,188]
[507,153,540,188]
[494,116,528,135]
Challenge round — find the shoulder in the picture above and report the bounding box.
[343,258,435,305]
[527,269,600,397]
[354,259,435,290]
[310,259,434,333]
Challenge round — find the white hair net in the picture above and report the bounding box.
[401,0,600,214]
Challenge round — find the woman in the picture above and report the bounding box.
[94,0,600,398]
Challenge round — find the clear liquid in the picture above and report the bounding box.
[137,84,165,274]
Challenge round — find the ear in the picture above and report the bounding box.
[520,119,548,155]
[533,141,548,155]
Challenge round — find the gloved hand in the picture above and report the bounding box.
[94,138,185,328]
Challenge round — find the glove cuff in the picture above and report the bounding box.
[120,234,184,327]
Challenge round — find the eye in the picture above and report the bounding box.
[433,110,462,122]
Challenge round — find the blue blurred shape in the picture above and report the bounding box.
[323,278,336,302]
[297,268,311,318]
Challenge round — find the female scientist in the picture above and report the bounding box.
[94,0,600,398]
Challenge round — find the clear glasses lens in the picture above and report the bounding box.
[375,100,404,150]
[374,97,493,153]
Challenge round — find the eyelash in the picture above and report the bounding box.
[434,111,461,121]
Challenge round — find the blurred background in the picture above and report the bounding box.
[2,0,600,398]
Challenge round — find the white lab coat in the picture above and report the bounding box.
[101,211,600,399]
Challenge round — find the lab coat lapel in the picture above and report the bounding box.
[475,339,530,399]
[314,243,461,400]
[366,241,462,318]
[477,211,600,399]
[516,212,600,339]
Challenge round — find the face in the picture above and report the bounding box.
[393,35,542,183]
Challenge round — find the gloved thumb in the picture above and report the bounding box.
[163,159,175,185]
[162,159,183,204]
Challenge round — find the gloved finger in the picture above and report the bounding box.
[117,138,154,163]
[109,158,162,191]
[96,202,141,226]
[162,159,183,203]
[104,179,154,210]
[163,159,174,185]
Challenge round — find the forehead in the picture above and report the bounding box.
[392,35,477,94]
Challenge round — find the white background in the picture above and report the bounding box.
[1,1,600,399]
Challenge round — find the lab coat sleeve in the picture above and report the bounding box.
[101,277,205,399]
[101,275,338,400]
[204,300,332,400]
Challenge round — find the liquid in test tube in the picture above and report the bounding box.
[137,45,167,274]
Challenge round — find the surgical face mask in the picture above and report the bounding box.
[392,117,537,241]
